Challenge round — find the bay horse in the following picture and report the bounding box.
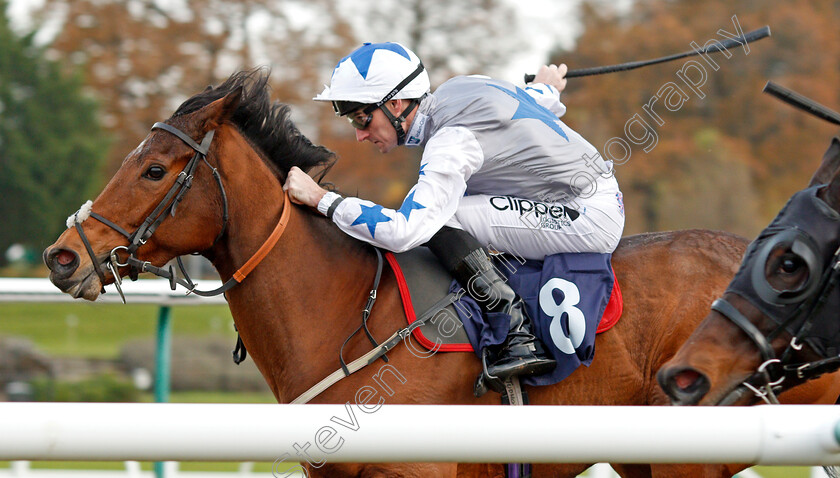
[659,135,840,408]
[43,70,840,478]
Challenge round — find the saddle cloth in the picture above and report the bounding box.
[385,248,622,386]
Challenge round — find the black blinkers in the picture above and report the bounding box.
[725,186,840,358]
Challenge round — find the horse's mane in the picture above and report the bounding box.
[172,68,335,183]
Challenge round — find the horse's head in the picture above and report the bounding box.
[43,92,239,300]
[659,137,840,405]
[43,69,334,301]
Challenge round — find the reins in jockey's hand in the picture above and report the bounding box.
[69,122,292,302]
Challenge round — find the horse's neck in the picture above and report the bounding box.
[209,130,378,402]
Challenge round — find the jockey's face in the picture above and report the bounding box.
[352,100,408,154]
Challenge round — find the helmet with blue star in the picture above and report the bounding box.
[313,42,430,117]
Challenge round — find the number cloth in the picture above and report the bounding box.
[453,252,615,387]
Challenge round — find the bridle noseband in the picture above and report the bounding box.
[710,298,786,404]
[70,121,291,302]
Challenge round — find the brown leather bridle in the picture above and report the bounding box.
[69,121,291,302]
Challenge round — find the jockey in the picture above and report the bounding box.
[284,42,625,383]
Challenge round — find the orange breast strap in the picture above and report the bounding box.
[232,191,292,283]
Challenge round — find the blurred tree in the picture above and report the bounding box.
[349,0,526,85]
[0,0,109,266]
[22,0,528,208]
[554,0,840,237]
[27,0,840,236]
[29,0,358,175]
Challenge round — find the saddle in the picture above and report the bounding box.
[386,247,623,387]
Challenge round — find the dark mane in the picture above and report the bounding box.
[172,68,335,182]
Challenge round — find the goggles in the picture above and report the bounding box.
[346,106,376,130]
[331,61,426,132]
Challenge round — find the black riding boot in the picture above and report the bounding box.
[426,227,556,381]
[453,249,556,379]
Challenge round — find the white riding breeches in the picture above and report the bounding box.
[445,176,625,260]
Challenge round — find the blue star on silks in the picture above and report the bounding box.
[351,204,392,238]
[340,43,411,79]
[418,163,428,176]
[397,191,426,220]
[488,84,569,141]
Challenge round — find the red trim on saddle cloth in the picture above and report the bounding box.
[385,252,473,352]
[597,275,622,334]
[384,252,623,353]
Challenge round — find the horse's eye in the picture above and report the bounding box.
[779,255,804,274]
[143,165,167,180]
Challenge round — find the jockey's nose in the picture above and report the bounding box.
[355,128,369,142]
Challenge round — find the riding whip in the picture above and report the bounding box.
[524,25,771,83]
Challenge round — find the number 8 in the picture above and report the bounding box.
[539,278,586,355]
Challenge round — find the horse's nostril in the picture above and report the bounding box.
[658,366,710,405]
[56,250,76,266]
[674,369,701,391]
[45,247,80,276]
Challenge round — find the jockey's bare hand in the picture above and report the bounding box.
[533,64,568,93]
[283,166,326,208]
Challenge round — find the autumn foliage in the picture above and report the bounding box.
[12,0,840,241]
[557,0,840,236]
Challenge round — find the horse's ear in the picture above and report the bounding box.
[198,87,243,129]
[808,136,840,187]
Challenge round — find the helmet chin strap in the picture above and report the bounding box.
[355,60,426,145]
[379,98,421,146]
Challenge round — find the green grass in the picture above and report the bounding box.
[156,390,277,403]
[0,296,293,472]
[0,302,235,358]
[745,466,816,477]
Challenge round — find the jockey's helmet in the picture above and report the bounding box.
[314,42,430,145]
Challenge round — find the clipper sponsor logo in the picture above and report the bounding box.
[490,196,580,229]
